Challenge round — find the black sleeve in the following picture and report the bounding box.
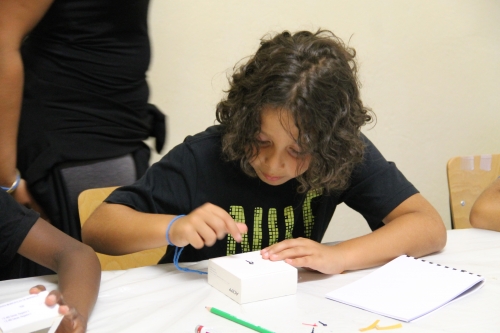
[339,134,419,231]
[0,191,39,266]
[105,141,198,215]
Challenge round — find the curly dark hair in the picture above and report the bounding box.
[216,29,374,193]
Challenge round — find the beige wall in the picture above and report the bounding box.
[146,0,500,242]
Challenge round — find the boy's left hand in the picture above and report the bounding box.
[261,238,345,275]
[29,285,87,333]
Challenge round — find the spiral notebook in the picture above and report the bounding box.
[325,255,484,322]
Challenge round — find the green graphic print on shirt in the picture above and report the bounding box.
[226,189,322,255]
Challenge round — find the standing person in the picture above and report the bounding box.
[82,29,446,274]
[1,190,100,333]
[0,0,165,276]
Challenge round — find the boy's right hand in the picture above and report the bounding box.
[167,203,247,249]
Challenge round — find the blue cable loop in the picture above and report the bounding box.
[173,247,207,275]
[165,215,185,246]
[166,214,207,275]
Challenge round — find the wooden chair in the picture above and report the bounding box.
[447,154,500,229]
[78,186,166,270]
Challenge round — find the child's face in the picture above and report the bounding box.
[249,107,311,186]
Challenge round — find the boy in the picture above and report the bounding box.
[1,190,100,332]
[82,29,446,274]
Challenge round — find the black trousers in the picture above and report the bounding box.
[16,147,150,278]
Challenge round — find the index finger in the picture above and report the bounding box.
[209,204,246,243]
[261,238,306,258]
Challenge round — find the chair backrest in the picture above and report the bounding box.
[78,186,166,270]
[447,154,500,229]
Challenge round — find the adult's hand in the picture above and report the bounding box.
[12,179,49,220]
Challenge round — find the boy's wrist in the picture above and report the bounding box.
[328,244,348,275]
[165,215,185,246]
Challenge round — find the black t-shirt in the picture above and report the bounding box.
[107,126,418,263]
[0,191,39,280]
[18,0,157,185]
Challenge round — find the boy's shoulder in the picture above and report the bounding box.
[166,125,223,162]
[182,125,222,147]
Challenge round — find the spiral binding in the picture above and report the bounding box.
[405,255,481,277]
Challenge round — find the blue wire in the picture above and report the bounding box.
[173,246,207,275]
[166,214,207,275]
[165,215,185,246]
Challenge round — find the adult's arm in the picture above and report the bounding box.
[470,178,500,231]
[0,0,53,208]
[18,218,101,331]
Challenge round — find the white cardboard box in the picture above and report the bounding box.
[208,250,297,304]
[0,291,63,333]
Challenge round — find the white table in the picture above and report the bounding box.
[1,229,499,333]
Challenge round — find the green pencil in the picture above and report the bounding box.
[206,306,275,333]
